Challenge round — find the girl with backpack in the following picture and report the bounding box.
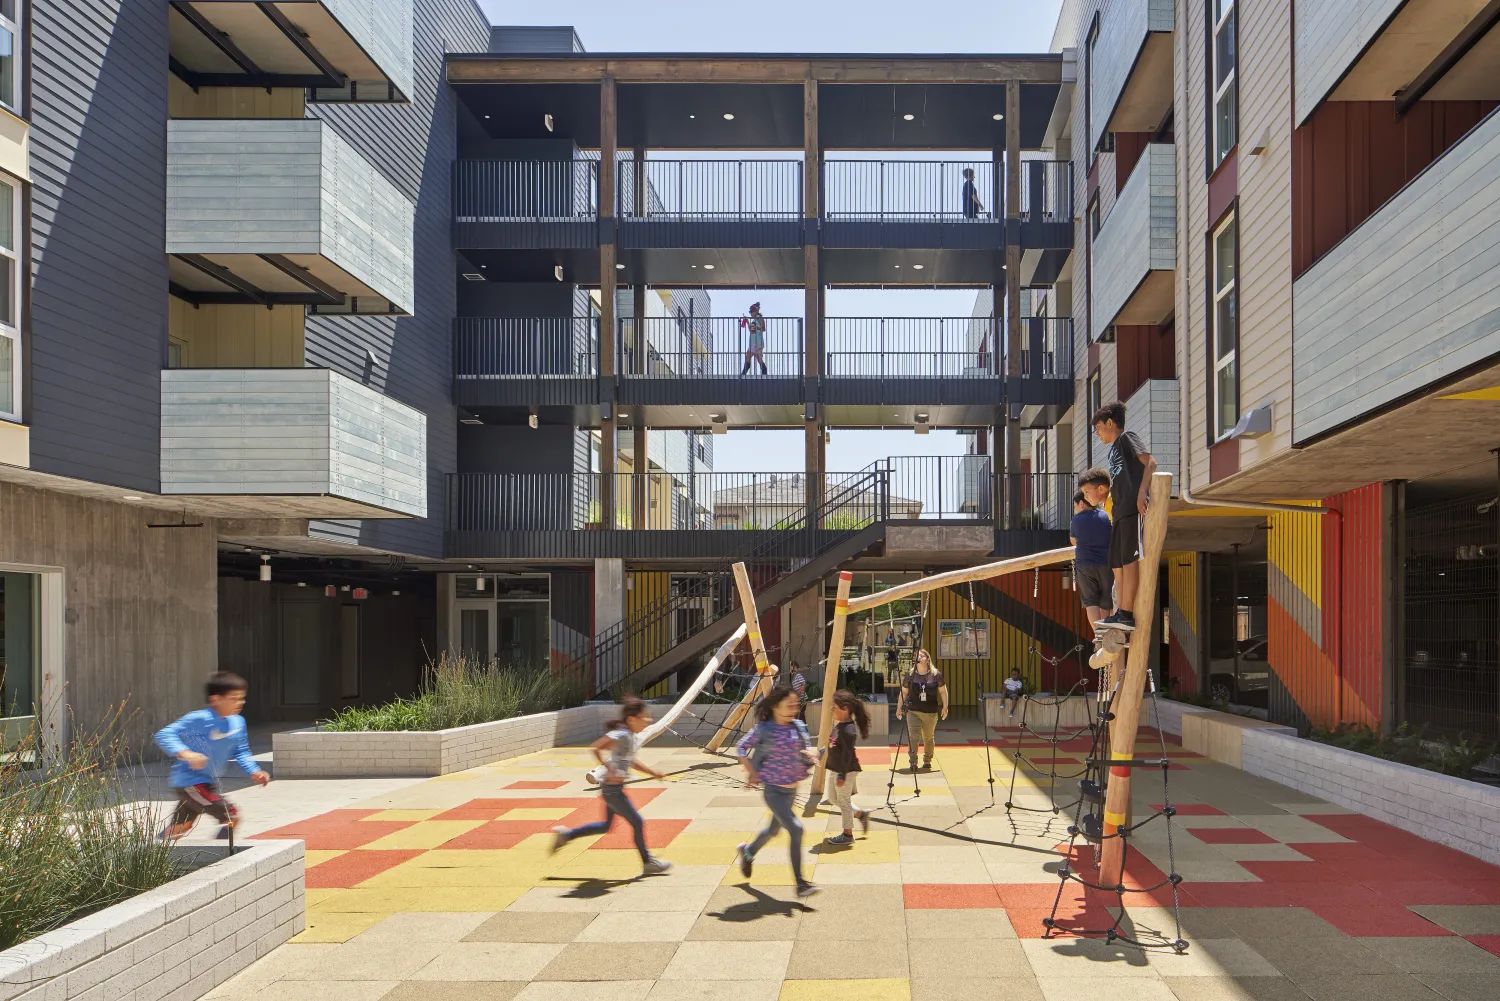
[734,684,820,898]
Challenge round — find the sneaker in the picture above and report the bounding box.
[922,760,934,772]
[1099,611,1136,631]
[642,857,673,875]
[795,882,821,899]
[551,826,569,856]
[858,810,870,835]
[736,843,753,879]
[826,833,855,846]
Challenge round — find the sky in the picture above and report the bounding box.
[476,0,1066,472]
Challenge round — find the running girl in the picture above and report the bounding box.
[735,685,820,898]
[823,690,871,846]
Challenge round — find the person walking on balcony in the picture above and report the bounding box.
[896,648,947,771]
[1071,478,1114,632]
[962,168,985,219]
[740,302,768,375]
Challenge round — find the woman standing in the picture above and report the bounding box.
[740,302,768,375]
[735,685,820,898]
[895,648,948,771]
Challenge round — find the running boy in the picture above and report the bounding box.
[154,672,268,841]
[1071,474,1114,629]
[1091,402,1157,631]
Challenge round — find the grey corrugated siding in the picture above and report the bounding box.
[28,0,169,490]
[305,0,490,558]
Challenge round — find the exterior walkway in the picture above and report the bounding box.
[203,720,1500,1001]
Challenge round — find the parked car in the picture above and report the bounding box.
[1209,636,1269,709]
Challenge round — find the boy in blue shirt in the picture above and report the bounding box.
[1071,473,1114,631]
[154,672,268,841]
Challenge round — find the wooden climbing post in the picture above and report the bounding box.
[811,570,854,795]
[706,562,778,752]
[1097,471,1173,886]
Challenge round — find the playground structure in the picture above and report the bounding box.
[633,473,1180,946]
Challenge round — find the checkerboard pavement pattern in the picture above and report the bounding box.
[203,723,1500,1001]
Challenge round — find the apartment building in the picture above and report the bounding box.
[1050,0,1500,738]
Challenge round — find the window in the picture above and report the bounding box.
[1088,197,1101,240]
[1211,213,1239,439]
[0,2,18,114]
[1212,0,1238,167]
[1035,431,1050,503]
[1087,370,1102,464]
[0,173,17,422]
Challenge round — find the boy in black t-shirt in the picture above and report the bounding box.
[1091,402,1156,631]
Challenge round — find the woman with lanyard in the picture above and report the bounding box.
[895,648,948,771]
[739,302,768,375]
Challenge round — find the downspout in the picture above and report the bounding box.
[1170,9,1343,721]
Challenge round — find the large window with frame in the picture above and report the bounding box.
[0,173,17,423]
[1211,213,1239,439]
[0,1,18,115]
[1211,0,1238,167]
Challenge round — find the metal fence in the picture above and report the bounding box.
[618,159,802,219]
[1013,317,1074,381]
[453,317,598,378]
[997,473,1079,531]
[824,160,998,220]
[620,316,803,378]
[453,160,598,221]
[1018,159,1073,223]
[824,317,998,378]
[882,456,994,520]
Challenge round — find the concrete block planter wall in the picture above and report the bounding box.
[0,841,304,1001]
[1242,727,1500,867]
[273,704,612,778]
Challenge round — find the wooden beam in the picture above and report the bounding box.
[706,562,778,752]
[446,55,1064,86]
[632,422,648,528]
[598,75,619,530]
[845,546,1075,615]
[810,570,853,795]
[1004,80,1023,527]
[1097,472,1173,887]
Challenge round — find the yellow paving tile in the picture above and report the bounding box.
[721,863,814,886]
[309,885,528,912]
[674,831,766,849]
[781,980,910,1001]
[361,809,445,822]
[306,850,348,868]
[305,888,343,906]
[501,807,577,821]
[291,910,387,944]
[807,830,899,864]
[358,863,551,888]
[357,820,488,850]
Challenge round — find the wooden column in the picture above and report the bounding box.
[598,75,618,529]
[811,570,853,796]
[631,280,648,529]
[706,562,778,752]
[1097,472,1172,886]
[1004,80,1023,527]
[803,76,824,527]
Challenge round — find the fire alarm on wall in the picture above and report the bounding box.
[352,588,369,600]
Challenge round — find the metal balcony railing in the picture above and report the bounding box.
[824,317,999,378]
[618,160,802,219]
[1018,160,1073,223]
[824,160,998,221]
[882,455,994,520]
[453,317,598,378]
[620,317,803,378]
[997,473,1079,531]
[453,160,599,221]
[1013,317,1074,381]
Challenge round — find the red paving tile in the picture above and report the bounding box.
[305,850,424,889]
[1468,935,1500,958]
[1177,882,1292,908]
[1284,842,1388,863]
[440,823,548,850]
[1464,880,1500,903]
[1189,827,1278,845]
[1309,904,1452,938]
[252,809,381,837]
[505,780,569,790]
[1365,880,1489,906]
[904,883,1002,908]
[256,820,417,851]
[1240,861,1343,883]
[1153,803,1226,816]
[1277,882,1388,909]
[590,818,691,850]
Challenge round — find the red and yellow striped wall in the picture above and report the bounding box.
[1266,485,1387,729]
[1165,551,1201,695]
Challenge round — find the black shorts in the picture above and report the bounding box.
[1109,514,1142,569]
[1077,564,1114,608]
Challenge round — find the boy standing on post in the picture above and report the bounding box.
[154,672,268,841]
[1070,476,1114,631]
[1091,403,1156,632]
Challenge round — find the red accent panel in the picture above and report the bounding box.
[1167,634,1198,695]
[1209,440,1239,482]
[1114,132,1153,193]
[1208,148,1237,226]
[305,850,424,889]
[1116,320,1177,402]
[1323,484,1385,729]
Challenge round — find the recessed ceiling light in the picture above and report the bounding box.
[123,495,142,501]
[894,264,902,268]
[723,113,735,120]
[702,263,715,270]
[993,113,1004,121]
[615,263,625,269]
[479,264,486,268]
[484,114,491,119]
[912,264,925,270]
[689,114,696,119]
[903,114,915,121]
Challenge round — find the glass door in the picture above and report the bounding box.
[0,570,38,749]
[457,602,496,665]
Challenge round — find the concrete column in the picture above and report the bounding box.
[599,75,618,529]
[632,422,649,528]
[784,585,824,677]
[594,558,625,686]
[436,573,457,658]
[1004,80,1023,526]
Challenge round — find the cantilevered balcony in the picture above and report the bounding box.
[167,119,415,314]
[1088,0,1174,153]
[168,0,412,101]
[161,368,427,518]
[1090,143,1175,340]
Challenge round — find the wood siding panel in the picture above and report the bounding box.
[1177,0,1211,489]
[169,300,305,368]
[1292,107,1500,442]
[1293,0,1404,126]
[1092,143,1177,339]
[28,0,170,490]
[1090,0,1176,153]
[1125,378,1180,493]
[324,0,415,99]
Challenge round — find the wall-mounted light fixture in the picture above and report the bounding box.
[259,555,271,582]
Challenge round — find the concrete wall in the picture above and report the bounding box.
[0,481,216,742]
[0,841,304,1001]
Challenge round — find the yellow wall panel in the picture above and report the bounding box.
[169,77,306,119]
[169,300,304,369]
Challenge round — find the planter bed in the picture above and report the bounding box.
[273,703,612,778]
[0,841,304,1001]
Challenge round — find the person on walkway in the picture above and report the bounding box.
[1092,402,1157,632]
[896,648,948,771]
[962,168,985,219]
[740,302,768,375]
[788,661,809,720]
[1071,477,1114,631]
[154,672,269,842]
[1002,668,1025,719]
[735,684,820,898]
[823,690,871,846]
[552,695,673,876]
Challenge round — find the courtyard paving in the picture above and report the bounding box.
[198,720,1500,1001]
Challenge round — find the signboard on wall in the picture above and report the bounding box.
[937,619,989,659]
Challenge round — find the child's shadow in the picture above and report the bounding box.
[707,885,815,922]
[543,876,636,899]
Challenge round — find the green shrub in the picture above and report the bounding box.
[321,654,586,732]
[1307,722,1496,780]
[0,707,181,951]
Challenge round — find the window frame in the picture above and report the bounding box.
[0,170,19,422]
[1035,430,1050,504]
[1209,210,1239,441]
[0,1,20,117]
[1210,0,1238,170]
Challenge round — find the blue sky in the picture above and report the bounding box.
[476,0,1065,472]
